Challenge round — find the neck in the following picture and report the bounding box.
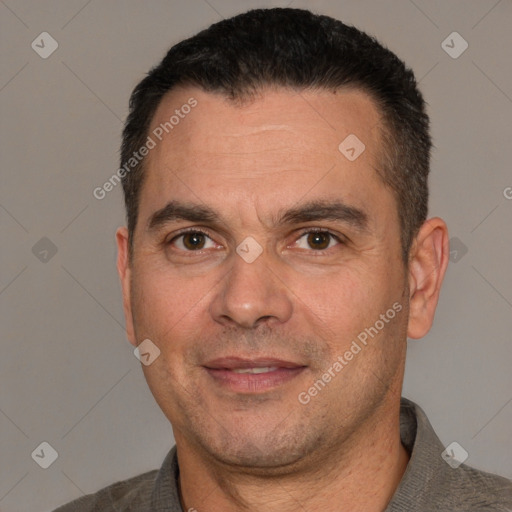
[176,399,410,512]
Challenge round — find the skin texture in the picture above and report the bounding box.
[116,86,449,511]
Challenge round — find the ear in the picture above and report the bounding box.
[116,227,137,346]
[407,217,450,339]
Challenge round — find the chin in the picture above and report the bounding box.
[194,422,319,474]
[210,446,307,473]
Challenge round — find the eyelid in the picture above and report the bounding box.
[168,226,212,238]
[295,227,346,243]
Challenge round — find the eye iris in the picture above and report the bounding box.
[307,232,330,250]
[183,232,206,250]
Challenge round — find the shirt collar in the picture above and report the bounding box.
[385,397,453,511]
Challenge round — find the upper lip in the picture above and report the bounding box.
[204,357,306,370]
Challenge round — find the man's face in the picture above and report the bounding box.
[119,87,410,471]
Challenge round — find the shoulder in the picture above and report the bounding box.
[451,463,512,511]
[53,469,158,512]
[393,398,512,511]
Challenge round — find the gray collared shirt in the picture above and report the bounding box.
[54,397,512,511]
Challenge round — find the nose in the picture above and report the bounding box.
[209,250,294,329]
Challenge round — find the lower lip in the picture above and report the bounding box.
[204,367,306,393]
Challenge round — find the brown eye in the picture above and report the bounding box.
[294,231,340,252]
[182,232,206,250]
[169,231,215,252]
[306,232,332,250]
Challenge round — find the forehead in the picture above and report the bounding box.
[149,85,382,157]
[139,86,392,227]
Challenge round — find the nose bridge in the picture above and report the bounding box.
[209,247,293,328]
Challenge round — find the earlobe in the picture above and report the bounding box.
[115,227,137,346]
[407,217,450,339]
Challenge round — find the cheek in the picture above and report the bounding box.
[130,266,215,347]
[289,264,398,347]
[300,279,361,318]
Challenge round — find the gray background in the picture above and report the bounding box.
[1,0,511,510]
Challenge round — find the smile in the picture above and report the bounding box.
[203,357,307,393]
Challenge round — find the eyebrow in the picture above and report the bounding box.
[276,200,369,232]
[147,201,220,231]
[147,199,370,233]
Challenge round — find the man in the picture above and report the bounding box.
[56,7,512,512]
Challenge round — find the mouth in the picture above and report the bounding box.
[203,357,307,393]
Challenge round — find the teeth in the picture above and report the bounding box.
[231,367,279,374]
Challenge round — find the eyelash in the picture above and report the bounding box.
[167,227,345,252]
